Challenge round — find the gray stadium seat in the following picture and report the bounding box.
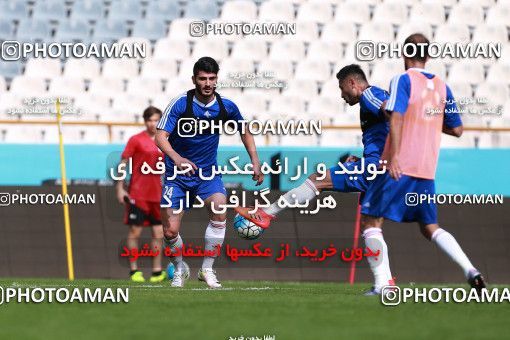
[55,19,91,43]
[17,18,51,42]
[71,0,104,22]
[132,20,167,41]
[0,19,13,40]
[0,61,23,79]
[0,0,29,21]
[93,19,128,44]
[108,0,143,22]
[32,0,67,22]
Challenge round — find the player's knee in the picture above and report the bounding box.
[163,227,178,240]
[128,225,142,238]
[308,173,329,191]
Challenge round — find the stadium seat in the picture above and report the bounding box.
[63,58,101,80]
[102,58,139,79]
[372,2,408,25]
[296,0,333,23]
[74,93,111,120]
[268,94,306,120]
[269,40,306,62]
[486,3,510,26]
[48,77,85,98]
[0,61,22,79]
[126,77,164,96]
[277,134,319,147]
[153,38,190,61]
[258,59,294,81]
[116,37,152,59]
[339,46,371,71]
[459,0,496,7]
[71,0,104,22]
[151,94,173,113]
[320,78,341,99]
[24,58,61,79]
[0,18,13,40]
[408,3,445,26]
[475,82,509,107]
[486,64,510,85]
[447,81,473,101]
[164,79,193,97]
[88,77,125,96]
[62,125,110,144]
[448,62,484,86]
[448,3,484,26]
[191,39,229,61]
[307,96,342,123]
[0,76,5,94]
[112,94,150,115]
[472,25,508,44]
[307,41,343,63]
[334,1,370,24]
[219,58,255,78]
[295,59,331,82]
[421,0,457,7]
[426,59,447,80]
[396,22,433,43]
[145,0,180,23]
[284,79,319,97]
[235,92,268,120]
[0,93,23,116]
[132,20,167,41]
[221,0,258,21]
[358,22,394,42]
[108,0,143,22]
[184,0,220,21]
[32,0,66,22]
[0,0,28,21]
[318,130,362,147]
[206,18,247,43]
[93,19,128,44]
[231,39,268,63]
[141,58,178,80]
[434,24,470,44]
[54,19,91,43]
[283,21,319,42]
[111,126,146,143]
[17,18,51,42]
[321,22,357,44]
[9,76,47,96]
[258,0,295,22]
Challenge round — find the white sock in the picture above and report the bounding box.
[264,179,318,216]
[432,228,476,278]
[202,220,226,269]
[165,234,184,271]
[362,227,393,289]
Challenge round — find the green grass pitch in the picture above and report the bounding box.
[0,279,508,340]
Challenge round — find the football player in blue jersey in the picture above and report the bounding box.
[155,57,264,288]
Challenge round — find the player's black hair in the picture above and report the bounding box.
[403,33,429,62]
[336,64,368,83]
[193,56,220,76]
[143,106,162,121]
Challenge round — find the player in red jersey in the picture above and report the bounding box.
[116,106,166,283]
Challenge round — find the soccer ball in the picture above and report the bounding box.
[233,213,265,240]
[166,261,190,280]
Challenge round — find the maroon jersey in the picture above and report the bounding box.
[121,131,163,202]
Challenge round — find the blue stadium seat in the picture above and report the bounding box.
[184,0,219,21]
[145,0,181,23]
[16,18,51,42]
[0,19,13,40]
[71,0,104,22]
[0,61,23,79]
[93,19,128,44]
[108,0,143,22]
[55,19,91,43]
[132,20,167,41]
[0,0,29,21]
[32,0,67,22]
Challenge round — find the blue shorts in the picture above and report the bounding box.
[360,173,437,224]
[330,160,375,198]
[160,175,226,211]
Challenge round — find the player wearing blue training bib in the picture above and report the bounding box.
[155,57,264,288]
[235,64,390,233]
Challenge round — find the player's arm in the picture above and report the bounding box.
[385,74,410,180]
[442,85,463,138]
[155,129,197,176]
